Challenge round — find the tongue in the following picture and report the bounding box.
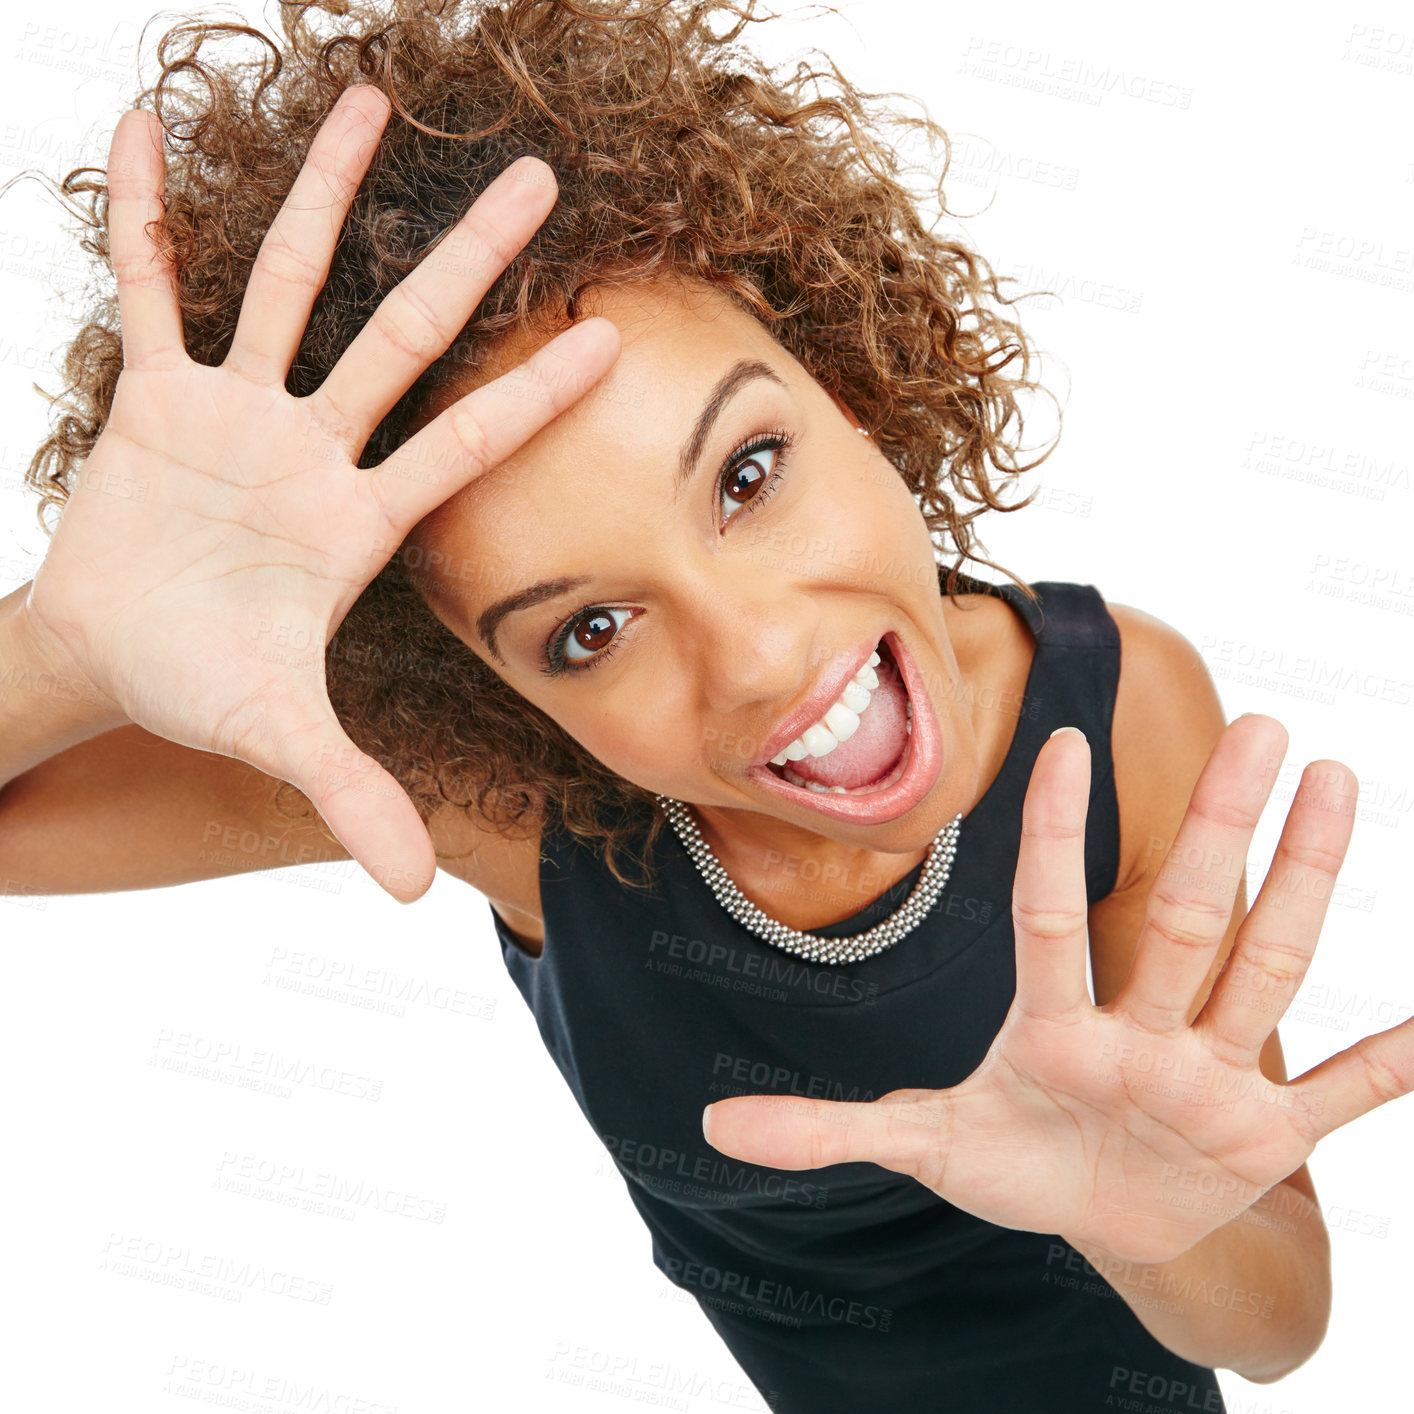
[786,656,909,788]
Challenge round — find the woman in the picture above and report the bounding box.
[0,2,1407,1409]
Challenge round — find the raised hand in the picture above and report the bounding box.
[702,714,1413,1265]
[18,85,620,899]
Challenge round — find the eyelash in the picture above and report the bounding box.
[539,426,797,678]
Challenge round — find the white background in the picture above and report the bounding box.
[1,1,1411,1410]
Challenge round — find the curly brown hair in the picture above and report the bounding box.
[20,0,1056,891]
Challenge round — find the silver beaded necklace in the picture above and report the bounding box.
[654,795,963,967]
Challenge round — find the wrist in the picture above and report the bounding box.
[1058,1229,1122,1273]
[1058,1228,1194,1276]
[0,584,129,779]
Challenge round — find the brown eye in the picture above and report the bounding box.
[574,612,615,650]
[561,606,632,665]
[725,455,769,503]
[719,443,781,523]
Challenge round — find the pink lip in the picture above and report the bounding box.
[746,630,943,827]
[753,637,881,769]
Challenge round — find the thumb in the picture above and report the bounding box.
[250,706,437,903]
[702,1088,950,1177]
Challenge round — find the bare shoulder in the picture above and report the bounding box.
[428,794,545,950]
[1100,598,1230,896]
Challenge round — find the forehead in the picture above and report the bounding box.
[412,276,802,627]
[485,274,773,385]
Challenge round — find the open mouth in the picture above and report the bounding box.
[749,631,942,825]
[762,636,912,796]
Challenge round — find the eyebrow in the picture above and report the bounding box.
[474,357,788,664]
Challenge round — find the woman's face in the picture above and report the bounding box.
[411,275,985,857]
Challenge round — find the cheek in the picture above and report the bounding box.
[788,456,929,561]
[561,690,688,776]
[563,686,736,791]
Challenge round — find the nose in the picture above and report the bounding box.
[685,569,821,725]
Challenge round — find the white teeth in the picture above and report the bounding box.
[840,679,871,713]
[768,646,890,767]
[769,645,913,798]
[822,701,860,743]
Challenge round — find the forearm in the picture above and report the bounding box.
[1066,1180,1331,1383]
[0,581,127,790]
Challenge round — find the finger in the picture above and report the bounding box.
[1010,726,1093,1020]
[311,153,562,450]
[1194,760,1358,1065]
[702,1088,949,1178]
[1116,715,1285,1033]
[1286,1017,1414,1144]
[108,109,185,368]
[245,704,436,903]
[225,84,390,386]
[367,315,621,527]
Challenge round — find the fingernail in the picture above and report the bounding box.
[1050,726,1086,742]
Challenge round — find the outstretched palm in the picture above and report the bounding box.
[703,715,1411,1265]
[23,86,619,898]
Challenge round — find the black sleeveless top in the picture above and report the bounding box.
[489,577,1228,1413]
